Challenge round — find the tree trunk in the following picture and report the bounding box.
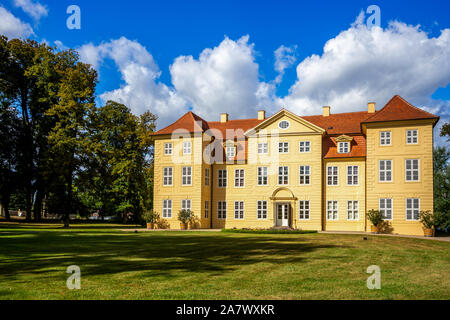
[33,187,44,221]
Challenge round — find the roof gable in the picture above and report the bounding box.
[154,111,208,135]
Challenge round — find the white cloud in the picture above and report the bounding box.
[13,0,48,21]
[0,6,34,38]
[274,45,297,84]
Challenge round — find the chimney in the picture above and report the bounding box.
[368,102,376,113]
[323,106,330,117]
[257,110,266,120]
[220,113,229,123]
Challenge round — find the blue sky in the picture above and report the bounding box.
[1,0,449,144]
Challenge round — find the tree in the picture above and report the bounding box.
[440,122,450,140]
[433,147,450,230]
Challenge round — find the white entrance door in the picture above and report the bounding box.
[277,204,289,227]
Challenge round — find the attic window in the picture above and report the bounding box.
[279,120,290,130]
[338,142,350,154]
[226,145,236,158]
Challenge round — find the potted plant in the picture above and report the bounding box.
[142,210,160,229]
[420,210,435,237]
[367,209,384,234]
[178,209,193,230]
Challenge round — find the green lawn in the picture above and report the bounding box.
[0,222,449,300]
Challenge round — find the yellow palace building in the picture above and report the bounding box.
[152,95,439,235]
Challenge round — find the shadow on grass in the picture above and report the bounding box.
[0,231,347,280]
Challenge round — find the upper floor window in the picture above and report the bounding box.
[164,143,172,155]
[257,167,268,186]
[234,201,244,220]
[278,142,289,153]
[226,145,236,158]
[204,201,209,218]
[299,200,310,220]
[379,198,393,220]
[278,120,290,130]
[327,201,338,220]
[347,201,359,220]
[218,201,227,219]
[183,141,191,154]
[327,166,338,186]
[218,169,227,187]
[347,166,359,185]
[405,159,419,181]
[162,200,172,218]
[182,166,192,185]
[163,167,173,186]
[235,169,245,187]
[205,168,210,186]
[278,166,289,185]
[257,201,268,219]
[257,143,268,154]
[380,131,391,146]
[299,166,310,185]
[379,160,392,182]
[406,198,420,221]
[299,141,311,153]
[406,130,418,144]
[338,142,350,153]
[181,199,191,211]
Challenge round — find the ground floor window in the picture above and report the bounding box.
[204,201,209,218]
[327,201,338,220]
[218,201,227,219]
[257,201,267,219]
[299,200,310,220]
[406,198,420,220]
[379,198,393,220]
[347,201,359,220]
[234,201,244,219]
[163,200,172,218]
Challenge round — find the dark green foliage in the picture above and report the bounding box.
[222,229,318,234]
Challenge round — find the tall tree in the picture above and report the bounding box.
[434,147,450,229]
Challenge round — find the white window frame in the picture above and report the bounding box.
[164,143,172,155]
[257,201,268,219]
[163,167,173,186]
[406,129,418,145]
[278,120,290,130]
[278,142,289,153]
[380,131,391,146]
[347,200,359,220]
[234,169,245,188]
[182,166,192,186]
[162,199,172,218]
[405,159,420,182]
[299,141,311,153]
[338,142,350,154]
[218,201,227,219]
[205,168,210,186]
[218,169,227,188]
[226,145,236,158]
[347,166,359,186]
[379,160,393,182]
[327,201,338,220]
[405,198,420,221]
[181,199,191,211]
[204,200,209,219]
[183,141,192,154]
[299,200,310,220]
[379,198,393,220]
[234,201,244,220]
[299,166,311,185]
[278,166,289,185]
[327,166,338,186]
[257,167,268,186]
[257,143,268,154]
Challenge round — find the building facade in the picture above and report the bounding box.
[152,95,439,235]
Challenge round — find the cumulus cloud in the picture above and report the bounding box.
[274,45,297,84]
[0,6,34,38]
[13,0,48,21]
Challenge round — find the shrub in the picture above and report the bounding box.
[420,210,436,229]
[222,229,317,234]
[367,209,384,227]
[142,210,160,223]
[178,209,194,224]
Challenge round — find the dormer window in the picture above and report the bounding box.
[226,145,236,158]
[338,142,350,153]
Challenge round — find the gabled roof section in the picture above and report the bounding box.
[335,135,354,142]
[362,95,439,124]
[153,111,209,135]
[323,135,366,159]
[245,108,325,136]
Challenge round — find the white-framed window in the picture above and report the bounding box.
[379,160,393,182]
[257,167,268,186]
[257,201,267,219]
[204,200,209,218]
[406,198,420,221]
[347,201,359,220]
[234,169,245,187]
[327,166,338,186]
[379,198,393,220]
[299,200,310,220]
[299,166,310,185]
[205,168,210,186]
[347,166,359,185]
[278,166,289,185]
[406,130,418,144]
[234,201,244,220]
[182,166,192,185]
[299,141,311,153]
[226,145,236,158]
[164,143,172,155]
[258,143,268,154]
[181,199,191,211]
[162,200,172,218]
[338,142,350,153]
[218,169,227,187]
[278,142,289,153]
[380,131,391,145]
[405,159,419,181]
[183,141,192,154]
[163,167,173,186]
[327,201,338,220]
[278,120,290,130]
[218,201,227,219]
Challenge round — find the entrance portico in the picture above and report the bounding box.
[270,187,297,228]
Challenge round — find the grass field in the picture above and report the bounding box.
[0,222,449,300]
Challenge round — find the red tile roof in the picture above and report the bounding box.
[323,135,367,159]
[303,111,372,134]
[153,111,209,135]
